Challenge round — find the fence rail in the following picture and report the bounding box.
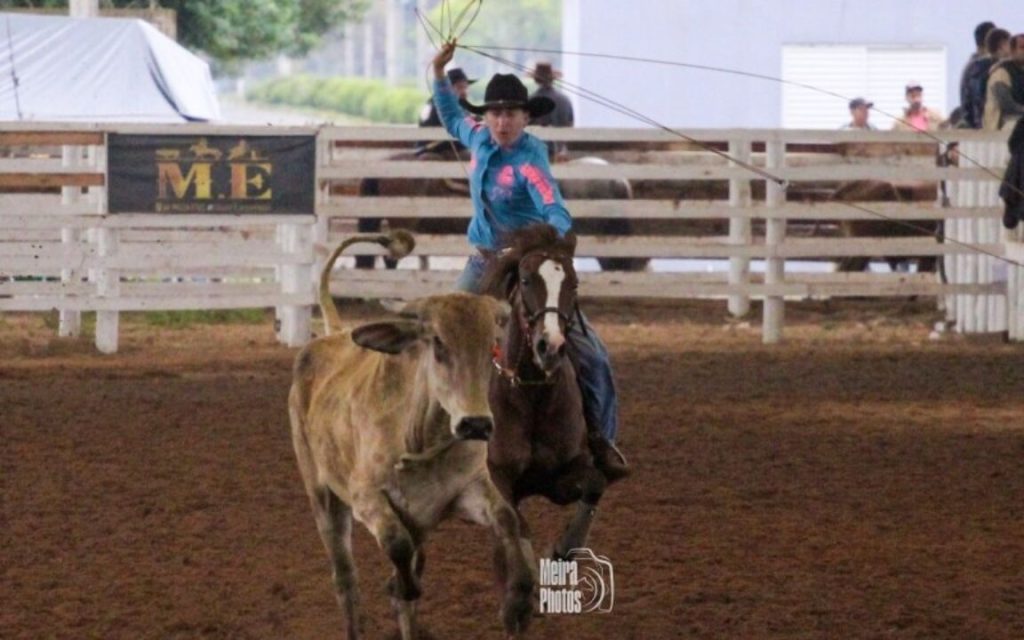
[2,123,1020,352]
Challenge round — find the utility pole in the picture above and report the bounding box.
[385,0,399,85]
[69,0,99,18]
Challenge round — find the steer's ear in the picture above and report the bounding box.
[351,321,423,354]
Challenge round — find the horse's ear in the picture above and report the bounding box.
[351,321,423,354]
[502,269,518,299]
[562,232,578,255]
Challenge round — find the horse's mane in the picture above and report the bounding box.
[480,224,577,299]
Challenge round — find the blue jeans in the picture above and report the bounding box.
[457,255,620,442]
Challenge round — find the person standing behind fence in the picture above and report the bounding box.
[891,82,945,132]
[1000,117,1024,230]
[962,25,1006,129]
[417,67,476,154]
[840,97,877,130]
[983,34,1024,132]
[529,62,575,161]
[959,21,996,128]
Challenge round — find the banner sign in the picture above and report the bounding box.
[107,134,315,214]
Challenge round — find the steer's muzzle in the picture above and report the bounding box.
[455,416,494,441]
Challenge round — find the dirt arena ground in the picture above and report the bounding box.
[2,299,1022,640]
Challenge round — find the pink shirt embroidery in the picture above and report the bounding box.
[496,165,515,187]
[519,163,555,205]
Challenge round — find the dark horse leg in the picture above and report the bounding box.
[550,456,608,559]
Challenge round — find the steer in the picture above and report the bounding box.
[289,232,534,640]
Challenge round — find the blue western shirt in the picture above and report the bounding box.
[433,77,572,250]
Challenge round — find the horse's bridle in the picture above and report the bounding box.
[492,251,580,387]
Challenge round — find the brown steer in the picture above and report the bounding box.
[289,232,534,640]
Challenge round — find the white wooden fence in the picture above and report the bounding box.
[1,123,1019,352]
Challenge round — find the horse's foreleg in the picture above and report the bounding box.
[552,461,607,559]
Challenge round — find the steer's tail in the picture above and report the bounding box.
[319,231,416,335]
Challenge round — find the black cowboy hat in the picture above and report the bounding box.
[462,74,555,118]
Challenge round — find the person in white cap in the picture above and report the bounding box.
[892,82,945,132]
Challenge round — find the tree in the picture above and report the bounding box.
[1,0,369,66]
[425,0,561,82]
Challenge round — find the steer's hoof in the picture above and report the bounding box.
[501,593,533,637]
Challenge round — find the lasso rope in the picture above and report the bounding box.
[412,7,1023,270]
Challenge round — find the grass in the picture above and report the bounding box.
[133,309,269,328]
[34,308,270,334]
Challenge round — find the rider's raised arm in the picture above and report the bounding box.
[519,140,572,236]
[433,77,486,148]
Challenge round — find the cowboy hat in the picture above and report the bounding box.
[446,67,476,85]
[461,74,555,118]
[529,61,561,85]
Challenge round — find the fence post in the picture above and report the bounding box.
[1009,227,1024,341]
[986,140,1008,333]
[313,133,331,293]
[763,139,786,344]
[278,222,313,347]
[727,139,752,317]
[59,144,82,337]
[943,167,958,323]
[88,142,118,353]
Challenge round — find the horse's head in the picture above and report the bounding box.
[483,224,579,376]
[515,245,579,371]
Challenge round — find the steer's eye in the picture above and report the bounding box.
[433,336,450,363]
[520,276,530,286]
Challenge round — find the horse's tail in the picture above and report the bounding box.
[319,231,416,335]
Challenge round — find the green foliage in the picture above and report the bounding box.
[247,75,425,124]
[136,308,268,328]
[426,0,562,75]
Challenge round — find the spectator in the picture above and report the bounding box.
[959,21,996,125]
[1000,117,1024,229]
[840,97,877,130]
[962,26,1009,128]
[983,34,1024,132]
[891,82,945,132]
[417,67,475,153]
[528,62,574,161]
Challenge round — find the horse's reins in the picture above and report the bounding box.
[492,252,578,387]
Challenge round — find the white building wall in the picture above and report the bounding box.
[562,0,1021,128]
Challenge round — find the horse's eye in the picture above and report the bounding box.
[520,277,530,286]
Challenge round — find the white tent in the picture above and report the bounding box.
[0,12,221,122]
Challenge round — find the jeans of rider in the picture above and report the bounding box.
[457,254,620,442]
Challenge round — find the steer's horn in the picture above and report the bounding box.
[397,298,428,320]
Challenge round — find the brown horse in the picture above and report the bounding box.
[480,225,613,577]
[831,179,944,274]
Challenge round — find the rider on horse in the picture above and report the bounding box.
[431,41,629,480]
